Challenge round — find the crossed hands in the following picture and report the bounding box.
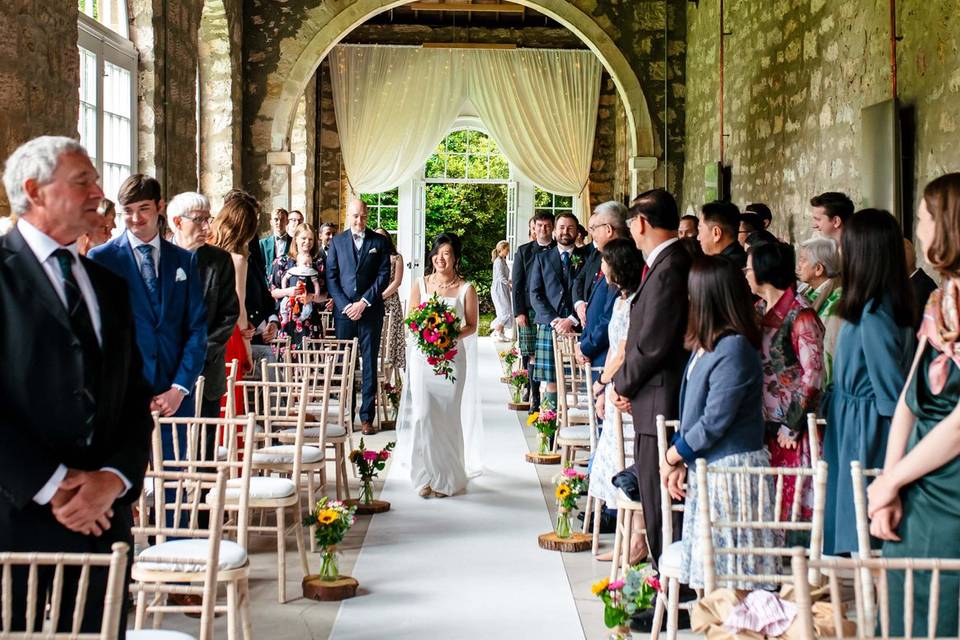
[50,470,124,537]
[866,474,903,542]
[611,393,632,414]
[552,318,576,335]
[660,461,686,501]
[344,300,368,321]
[150,387,185,417]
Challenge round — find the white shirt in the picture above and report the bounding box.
[645,237,680,268]
[17,219,130,504]
[126,229,161,272]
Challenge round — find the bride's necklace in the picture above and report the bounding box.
[431,273,460,290]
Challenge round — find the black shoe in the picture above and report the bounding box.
[630,608,690,632]
[576,510,616,533]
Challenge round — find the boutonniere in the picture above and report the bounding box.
[175,267,188,282]
[570,254,583,269]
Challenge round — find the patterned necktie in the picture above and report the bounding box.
[136,244,161,311]
[641,263,650,283]
[561,251,570,272]
[52,248,100,442]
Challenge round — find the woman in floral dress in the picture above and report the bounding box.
[375,228,406,373]
[746,242,825,519]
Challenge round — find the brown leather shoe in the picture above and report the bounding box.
[361,421,377,436]
[167,593,220,618]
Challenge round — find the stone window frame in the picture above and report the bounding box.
[78,13,139,206]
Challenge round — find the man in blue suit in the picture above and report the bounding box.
[325,199,392,435]
[88,175,207,430]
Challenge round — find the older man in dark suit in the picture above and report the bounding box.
[0,136,153,634]
[512,211,555,408]
[612,189,691,572]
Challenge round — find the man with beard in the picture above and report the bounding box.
[528,212,591,407]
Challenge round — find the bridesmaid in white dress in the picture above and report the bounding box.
[402,233,480,498]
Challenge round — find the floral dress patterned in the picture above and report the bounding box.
[383,255,406,370]
[801,279,841,384]
[757,287,825,520]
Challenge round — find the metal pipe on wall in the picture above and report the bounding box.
[719,0,726,165]
[889,0,898,99]
[664,0,669,189]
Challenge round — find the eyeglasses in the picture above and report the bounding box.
[588,222,611,233]
[181,213,212,226]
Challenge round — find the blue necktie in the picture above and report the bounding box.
[136,244,161,312]
[561,251,570,278]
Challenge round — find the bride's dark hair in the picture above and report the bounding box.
[427,233,464,277]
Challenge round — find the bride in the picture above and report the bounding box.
[396,233,483,498]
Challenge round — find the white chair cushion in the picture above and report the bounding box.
[567,407,591,421]
[127,631,197,640]
[306,403,342,417]
[252,445,323,464]
[280,425,347,439]
[216,446,228,461]
[137,539,247,573]
[658,541,684,578]
[558,425,590,441]
[228,476,295,500]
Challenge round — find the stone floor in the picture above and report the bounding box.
[147,338,693,639]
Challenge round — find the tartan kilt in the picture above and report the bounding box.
[517,325,537,357]
[532,324,556,383]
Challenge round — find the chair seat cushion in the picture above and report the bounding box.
[229,476,295,500]
[280,425,347,439]
[306,403,342,417]
[127,631,197,640]
[558,425,590,441]
[252,445,323,464]
[216,446,228,460]
[658,541,683,578]
[567,407,591,422]
[137,539,247,573]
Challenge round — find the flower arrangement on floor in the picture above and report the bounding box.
[527,401,558,454]
[509,369,528,404]
[554,466,588,539]
[383,382,402,421]
[592,564,660,639]
[499,346,520,376]
[349,438,395,505]
[404,293,462,381]
[303,497,357,581]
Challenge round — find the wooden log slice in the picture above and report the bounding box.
[507,401,531,411]
[302,575,359,601]
[343,499,391,514]
[500,375,511,384]
[525,452,561,465]
[537,532,592,553]
[379,419,396,430]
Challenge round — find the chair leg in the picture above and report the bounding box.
[609,509,624,581]
[582,495,593,535]
[307,471,317,553]
[239,579,253,640]
[275,506,287,604]
[650,591,666,640]
[339,446,351,499]
[666,577,680,640]
[134,589,147,629]
[226,581,239,640]
[591,499,603,555]
[620,508,634,580]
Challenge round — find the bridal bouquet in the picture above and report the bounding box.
[405,293,462,381]
[349,438,395,505]
[303,497,357,580]
[592,564,660,637]
[554,466,588,538]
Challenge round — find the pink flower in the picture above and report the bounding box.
[362,450,378,462]
[563,467,578,477]
[409,322,419,331]
[427,356,438,366]
[444,349,457,361]
[444,312,455,323]
[379,450,390,461]
[418,303,427,310]
[645,576,662,592]
[608,579,625,591]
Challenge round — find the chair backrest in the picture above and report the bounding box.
[0,543,129,639]
[696,457,829,592]
[655,415,685,546]
[850,461,884,559]
[193,375,206,416]
[806,413,825,465]
[551,332,587,421]
[582,363,601,451]
[791,550,960,639]
[298,337,358,428]
[610,407,637,472]
[316,310,334,335]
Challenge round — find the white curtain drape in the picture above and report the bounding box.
[468,49,601,221]
[329,45,603,219]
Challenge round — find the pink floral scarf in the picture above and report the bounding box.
[918,277,960,394]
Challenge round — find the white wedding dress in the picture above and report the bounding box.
[395,277,484,496]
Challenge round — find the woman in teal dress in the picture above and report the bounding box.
[822,209,915,555]
[868,173,960,636]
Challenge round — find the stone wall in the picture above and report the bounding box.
[241,0,688,208]
[683,0,960,243]
[0,1,79,216]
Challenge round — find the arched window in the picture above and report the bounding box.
[77,0,137,205]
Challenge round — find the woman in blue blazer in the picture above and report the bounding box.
[660,256,780,588]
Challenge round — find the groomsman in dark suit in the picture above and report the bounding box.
[259,207,290,280]
[528,212,591,405]
[512,211,555,408]
[612,189,691,572]
[89,175,207,460]
[326,199,392,435]
[0,136,153,634]
[169,192,240,419]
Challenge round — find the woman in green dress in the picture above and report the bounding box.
[868,173,960,636]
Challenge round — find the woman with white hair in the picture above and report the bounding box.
[489,240,512,340]
[797,237,842,381]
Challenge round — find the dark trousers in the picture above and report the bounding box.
[633,433,682,571]
[159,392,196,530]
[2,504,132,636]
[334,310,384,423]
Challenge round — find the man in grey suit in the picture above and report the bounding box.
[169,192,240,419]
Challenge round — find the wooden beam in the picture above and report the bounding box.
[421,42,517,49]
[407,2,526,13]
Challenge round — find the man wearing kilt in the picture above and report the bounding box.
[529,212,591,407]
[511,211,555,409]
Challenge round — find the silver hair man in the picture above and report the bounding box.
[3,136,89,215]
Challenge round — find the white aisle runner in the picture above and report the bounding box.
[329,338,586,640]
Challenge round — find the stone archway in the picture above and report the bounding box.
[253,0,659,209]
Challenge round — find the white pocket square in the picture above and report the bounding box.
[368,248,378,254]
[175,267,188,282]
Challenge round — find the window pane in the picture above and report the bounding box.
[379,207,398,230]
[360,193,378,206]
[445,154,466,179]
[104,62,131,119]
[466,154,488,180]
[489,155,509,180]
[555,195,574,209]
[425,153,445,179]
[78,47,98,163]
[445,130,467,153]
[380,190,398,206]
[534,188,552,208]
